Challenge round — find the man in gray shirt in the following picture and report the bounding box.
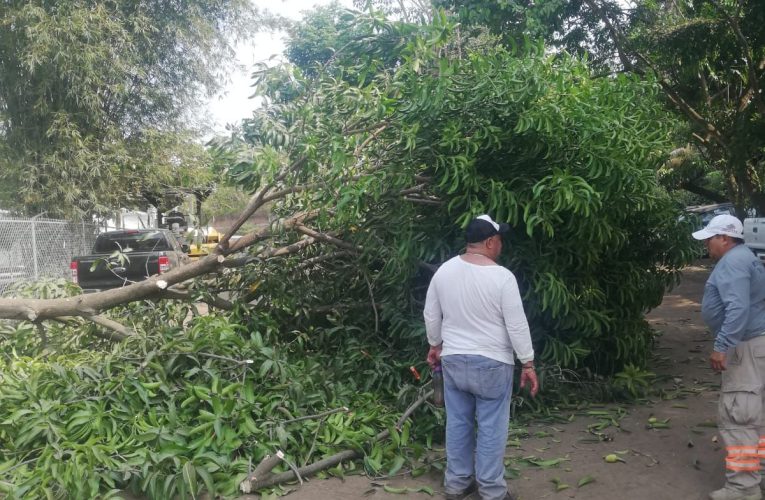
[692,214,765,500]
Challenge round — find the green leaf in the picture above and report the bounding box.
[577,475,596,487]
[182,462,197,499]
[387,455,406,476]
[383,485,408,494]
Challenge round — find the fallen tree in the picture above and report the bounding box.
[0,9,699,499]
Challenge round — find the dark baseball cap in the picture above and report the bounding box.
[465,214,510,243]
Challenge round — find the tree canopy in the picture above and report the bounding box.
[0,0,254,218]
[435,0,765,214]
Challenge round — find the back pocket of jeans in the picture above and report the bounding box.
[478,364,511,399]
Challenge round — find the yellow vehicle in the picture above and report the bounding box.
[187,227,222,260]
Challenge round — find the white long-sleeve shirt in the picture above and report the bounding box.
[424,256,534,365]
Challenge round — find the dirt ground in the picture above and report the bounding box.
[275,261,730,500]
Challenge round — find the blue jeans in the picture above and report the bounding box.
[441,354,514,500]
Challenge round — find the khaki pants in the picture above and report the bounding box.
[719,334,765,491]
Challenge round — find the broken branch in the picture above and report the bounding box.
[238,390,432,492]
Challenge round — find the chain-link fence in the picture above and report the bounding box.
[0,216,98,294]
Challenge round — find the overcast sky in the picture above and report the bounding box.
[203,0,355,134]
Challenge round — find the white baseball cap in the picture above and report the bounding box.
[691,214,744,240]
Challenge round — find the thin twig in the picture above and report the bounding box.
[35,322,47,350]
[302,418,326,468]
[396,389,434,431]
[294,224,361,252]
[280,453,303,485]
[282,406,350,425]
[364,273,379,335]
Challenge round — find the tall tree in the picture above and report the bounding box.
[0,0,254,218]
[435,0,765,214]
[626,0,765,213]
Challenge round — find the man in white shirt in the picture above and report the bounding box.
[424,214,539,500]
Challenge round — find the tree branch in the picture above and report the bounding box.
[354,125,388,157]
[52,315,132,342]
[294,224,361,252]
[0,253,228,322]
[295,251,355,270]
[678,181,728,203]
[158,289,235,311]
[219,157,309,248]
[227,210,317,253]
[238,390,433,493]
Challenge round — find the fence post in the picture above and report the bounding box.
[31,212,46,280]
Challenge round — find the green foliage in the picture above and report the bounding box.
[0,0,253,218]
[0,296,429,498]
[628,0,765,212]
[435,0,765,212]
[433,0,626,70]
[223,10,696,376]
[0,10,702,498]
[613,364,655,399]
[200,185,254,230]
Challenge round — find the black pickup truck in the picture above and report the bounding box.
[70,229,190,292]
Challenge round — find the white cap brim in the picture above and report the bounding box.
[692,228,716,240]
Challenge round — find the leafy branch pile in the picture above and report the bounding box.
[0,293,432,498]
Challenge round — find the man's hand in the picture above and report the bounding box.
[710,351,727,373]
[426,344,442,369]
[519,364,539,397]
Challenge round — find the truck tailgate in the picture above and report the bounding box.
[75,253,161,291]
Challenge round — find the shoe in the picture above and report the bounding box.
[708,486,762,500]
[444,481,477,500]
[504,491,519,500]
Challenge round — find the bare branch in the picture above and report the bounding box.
[223,237,318,268]
[258,237,317,259]
[294,224,362,252]
[158,289,235,311]
[227,210,317,253]
[353,125,388,157]
[399,184,427,196]
[281,406,350,425]
[219,157,309,247]
[296,250,354,270]
[53,315,132,342]
[0,247,229,322]
[86,314,135,338]
[35,322,47,349]
[404,196,444,206]
[260,182,322,204]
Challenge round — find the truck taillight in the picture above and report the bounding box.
[70,261,78,284]
[158,255,170,274]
